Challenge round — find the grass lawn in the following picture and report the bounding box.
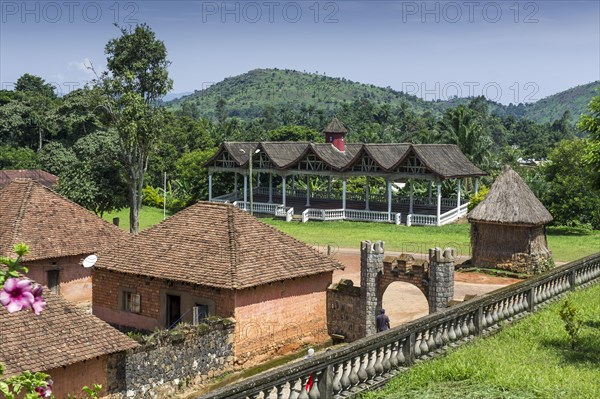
[102,206,170,232]
[260,219,600,263]
[101,207,599,263]
[360,283,600,399]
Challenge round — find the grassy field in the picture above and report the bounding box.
[262,219,600,263]
[102,207,599,263]
[102,206,170,232]
[361,284,600,399]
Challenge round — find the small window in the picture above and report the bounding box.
[47,270,60,294]
[193,304,209,324]
[122,291,141,313]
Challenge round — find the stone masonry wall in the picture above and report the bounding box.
[107,319,235,399]
[428,247,456,313]
[360,240,385,337]
[327,279,364,342]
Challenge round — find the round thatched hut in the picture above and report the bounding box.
[468,165,553,274]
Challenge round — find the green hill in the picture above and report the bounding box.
[168,68,599,124]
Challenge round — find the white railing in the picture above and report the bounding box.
[439,202,469,226]
[211,191,240,203]
[234,201,295,223]
[407,214,438,226]
[301,208,401,224]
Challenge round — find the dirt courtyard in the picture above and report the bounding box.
[330,249,522,328]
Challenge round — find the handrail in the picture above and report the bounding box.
[196,252,600,399]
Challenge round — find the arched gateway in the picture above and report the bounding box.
[205,118,487,226]
[327,241,456,342]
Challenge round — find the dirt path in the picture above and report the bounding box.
[328,248,522,328]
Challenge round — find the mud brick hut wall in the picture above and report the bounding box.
[24,255,92,303]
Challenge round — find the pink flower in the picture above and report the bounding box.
[35,379,53,398]
[0,278,34,313]
[31,284,46,315]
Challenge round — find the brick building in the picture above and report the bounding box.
[0,285,137,398]
[93,202,342,366]
[0,179,129,304]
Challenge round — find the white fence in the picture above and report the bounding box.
[301,208,401,224]
[407,202,469,226]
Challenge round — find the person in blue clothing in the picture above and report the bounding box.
[376,308,391,332]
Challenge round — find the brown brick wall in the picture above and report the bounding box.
[92,269,235,331]
[44,355,108,398]
[233,272,333,366]
[24,255,92,305]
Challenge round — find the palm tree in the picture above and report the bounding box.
[439,106,492,167]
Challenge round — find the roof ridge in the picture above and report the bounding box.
[226,205,239,289]
[11,180,34,245]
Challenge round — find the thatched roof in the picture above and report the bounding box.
[206,142,487,179]
[323,117,348,133]
[468,165,553,226]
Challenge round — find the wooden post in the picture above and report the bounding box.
[365,176,370,210]
[409,180,414,215]
[268,173,273,203]
[436,181,441,226]
[208,174,213,201]
[342,178,347,210]
[282,176,287,207]
[387,181,392,222]
[243,175,248,211]
[457,179,461,215]
[306,175,311,207]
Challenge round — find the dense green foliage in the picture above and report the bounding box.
[361,284,600,399]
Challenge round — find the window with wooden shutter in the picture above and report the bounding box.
[122,290,141,314]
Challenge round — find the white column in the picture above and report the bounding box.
[305,175,311,207]
[268,173,273,203]
[436,181,442,226]
[475,178,480,195]
[409,180,414,215]
[243,175,248,210]
[387,180,392,222]
[342,178,347,210]
[282,176,287,207]
[208,174,213,201]
[457,179,462,210]
[365,176,370,211]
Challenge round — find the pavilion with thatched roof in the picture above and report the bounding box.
[468,165,553,274]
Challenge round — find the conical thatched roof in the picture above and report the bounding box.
[468,165,553,225]
[323,117,348,133]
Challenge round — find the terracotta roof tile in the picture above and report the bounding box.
[95,202,342,289]
[0,179,129,261]
[0,170,57,189]
[0,283,138,376]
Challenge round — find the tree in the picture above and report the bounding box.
[0,146,39,169]
[15,73,56,99]
[577,90,600,188]
[541,139,600,229]
[268,125,322,142]
[98,24,173,233]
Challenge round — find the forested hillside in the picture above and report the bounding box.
[168,68,599,125]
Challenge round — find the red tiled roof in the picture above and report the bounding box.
[0,179,129,261]
[0,285,138,376]
[95,202,342,289]
[0,170,57,188]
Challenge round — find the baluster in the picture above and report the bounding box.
[508,296,516,318]
[485,305,494,327]
[460,316,469,337]
[365,349,377,384]
[419,330,430,356]
[331,363,342,396]
[276,382,287,399]
[434,325,443,348]
[298,380,309,399]
[374,347,384,379]
[308,371,321,399]
[396,339,406,365]
[503,298,511,320]
[349,356,360,389]
[491,302,500,324]
[441,322,450,345]
[454,318,463,340]
[357,353,369,386]
[468,313,476,334]
[340,360,351,394]
[427,327,437,351]
[540,283,548,301]
[389,341,399,371]
[289,379,301,399]
[414,332,422,357]
[382,344,392,376]
[448,320,457,342]
[251,391,264,399]
[523,292,530,312]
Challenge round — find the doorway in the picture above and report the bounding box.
[166,294,181,328]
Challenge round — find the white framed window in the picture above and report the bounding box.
[122,290,141,313]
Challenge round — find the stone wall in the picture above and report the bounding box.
[428,247,456,313]
[108,319,235,399]
[327,279,363,342]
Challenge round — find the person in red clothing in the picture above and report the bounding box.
[376,308,391,332]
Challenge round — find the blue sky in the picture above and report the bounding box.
[1,1,598,104]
